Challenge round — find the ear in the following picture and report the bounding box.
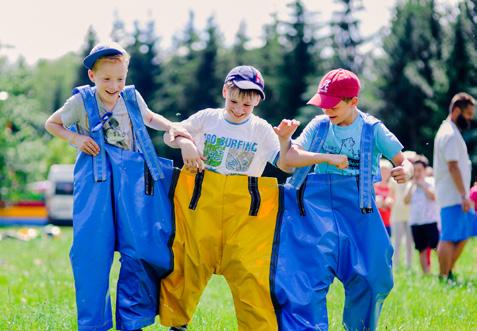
[222,85,228,99]
[87,69,95,83]
[351,96,359,107]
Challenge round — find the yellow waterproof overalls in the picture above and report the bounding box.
[160,169,280,330]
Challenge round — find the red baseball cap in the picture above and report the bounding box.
[307,68,360,109]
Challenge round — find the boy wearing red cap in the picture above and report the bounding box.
[271,68,413,330]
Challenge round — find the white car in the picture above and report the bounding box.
[45,164,74,225]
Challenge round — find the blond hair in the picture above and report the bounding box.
[92,54,130,71]
[225,81,261,101]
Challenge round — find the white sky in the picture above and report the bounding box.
[0,0,456,65]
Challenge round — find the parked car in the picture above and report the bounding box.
[45,164,74,225]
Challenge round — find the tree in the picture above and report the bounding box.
[377,0,445,157]
[446,0,477,100]
[126,20,162,103]
[279,0,318,120]
[252,13,285,125]
[330,0,365,73]
[110,11,128,45]
[188,16,223,111]
[231,21,250,65]
[74,26,97,87]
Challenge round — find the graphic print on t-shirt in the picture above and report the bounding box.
[103,117,129,149]
[203,133,257,172]
[323,137,360,170]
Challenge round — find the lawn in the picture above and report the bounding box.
[0,227,476,330]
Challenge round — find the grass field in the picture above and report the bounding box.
[0,227,476,330]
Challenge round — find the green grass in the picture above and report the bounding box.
[0,227,476,330]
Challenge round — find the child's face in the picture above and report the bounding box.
[222,86,260,123]
[413,163,425,180]
[88,60,128,108]
[322,97,358,126]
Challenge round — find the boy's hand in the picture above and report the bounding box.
[74,134,100,156]
[179,139,206,173]
[168,123,192,142]
[327,154,349,169]
[273,119,300,141]
[390,166,408,184]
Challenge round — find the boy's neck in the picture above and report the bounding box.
[338,107,359,126]
[99,95,120,111]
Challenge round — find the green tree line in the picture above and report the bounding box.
[1,0,477,200]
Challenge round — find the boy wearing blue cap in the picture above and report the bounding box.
[45,42,190,331]
[271,68,413,330]
[159,65,348,331]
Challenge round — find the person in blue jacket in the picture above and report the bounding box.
[45,42,190,331]
[271,68,413,331]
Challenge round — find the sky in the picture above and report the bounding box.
[0,0,455,65]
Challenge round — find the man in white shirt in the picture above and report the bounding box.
[433,92,475,281]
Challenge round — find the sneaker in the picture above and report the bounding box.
[169,326,188,331]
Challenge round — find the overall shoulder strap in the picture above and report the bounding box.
[72,85,107,182]
[121,85,164,180]
[286,115,330,189]
[358,111,381,213]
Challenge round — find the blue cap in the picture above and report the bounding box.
[224,65,265,100]
[83,42,127,69]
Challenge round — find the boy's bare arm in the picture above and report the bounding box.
[274,119,348,170]
[144,110,192,141]
[44,111,99,156]
[286,146,348,169]
[390,152,413,184]
[163,134,206,172]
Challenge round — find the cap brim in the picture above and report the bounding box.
[307,93,341,109]
[83,48,123,69]
[233,80,265,100]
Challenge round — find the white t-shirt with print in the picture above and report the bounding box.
[409,177,439,226]
[58,90,150,151]
[180,108,280,177]
[433,119,472,208]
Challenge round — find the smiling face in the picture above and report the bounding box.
[88,57,128,109]
[321,97,359,126]
[222,84,260,124]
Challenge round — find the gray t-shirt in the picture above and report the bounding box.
[59,90,149,150]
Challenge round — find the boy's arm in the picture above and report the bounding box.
[44,111,99,156]
[143,110,192,142]
[274,119,348,169]
[286,145,348,168]
[389,152,413,184]
[164,134,206,172]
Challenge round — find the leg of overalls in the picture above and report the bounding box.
[271,177,339,331]
[159,170,222,327]
[331,176,394,331]
[70,153,116,331]
[108,146,175,330]
[219,176,279,331]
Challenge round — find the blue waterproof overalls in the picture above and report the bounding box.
[69,85,175,331]
[270,113,394,331]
